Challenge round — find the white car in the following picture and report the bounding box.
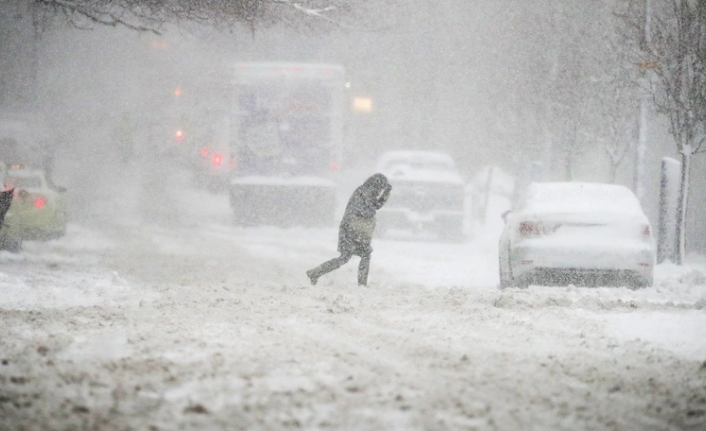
[498,182,655,289]
[376,150,465,241]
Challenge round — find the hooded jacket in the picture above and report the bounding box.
[338,173,392,256]
[0,188,13,228]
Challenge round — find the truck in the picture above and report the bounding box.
[228,62,346,227]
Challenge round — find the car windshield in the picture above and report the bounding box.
[4,175,42,189]
[383,157,454,172]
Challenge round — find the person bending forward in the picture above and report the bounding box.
[306,173,392,286]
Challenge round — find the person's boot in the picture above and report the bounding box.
[306,269,319,286]
[358,254,371,286]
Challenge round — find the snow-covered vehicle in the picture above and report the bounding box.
[498,182,656,289]
[376,150,466,241]
[228,62,346,227]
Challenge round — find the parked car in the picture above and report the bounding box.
[498,182,655,289]
[376,150,465,242]
[1,165,68,251]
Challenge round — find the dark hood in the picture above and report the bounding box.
[361,173,390,194]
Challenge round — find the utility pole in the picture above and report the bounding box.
[634,0,652,203]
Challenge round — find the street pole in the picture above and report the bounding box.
[634,0,651,204]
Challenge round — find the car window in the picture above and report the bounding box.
[5,175,42,189]
[383,158,454,172]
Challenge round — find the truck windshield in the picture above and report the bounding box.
[235,80,333,176]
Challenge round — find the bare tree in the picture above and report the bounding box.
[488,1,598,182]
[25,0,359,34]
[544,1,610,181]
[622,0,706,264]
[594,14,641,184]
[602,86,637,183]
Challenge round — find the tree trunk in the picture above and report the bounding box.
[674,150,691,265]
[609,162,618,183]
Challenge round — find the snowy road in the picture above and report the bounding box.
[1,187,706,431]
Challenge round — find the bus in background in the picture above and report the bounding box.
[228,62,346,227]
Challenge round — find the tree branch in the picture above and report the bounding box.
[32,0,357,33]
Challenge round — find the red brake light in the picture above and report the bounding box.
[519,221,538,236]
[200,147,209,156]
[212,153,223,167]
[330,162,339,172]
[34,197,46,208]
[519,221,558,237]
[175,129,184,141]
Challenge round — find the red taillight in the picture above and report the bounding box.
[518,221,557,237]
[519,221,539,236]
[330,162,339,172]
[175,129,184,141]
[200,147,209,156]
[34,197,46,208]
[212,153,223,167]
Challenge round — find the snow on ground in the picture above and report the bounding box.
[1,167,705,430]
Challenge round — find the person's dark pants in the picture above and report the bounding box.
[307,251,372,286]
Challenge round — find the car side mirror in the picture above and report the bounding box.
[501,210,511,223]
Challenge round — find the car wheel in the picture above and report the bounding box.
[499,272,511,289]
[516,277,529,289]
[499,258,511,289]
[510,266,529,288]
[0,236,22,253]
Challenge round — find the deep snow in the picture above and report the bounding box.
[0,166,705,430]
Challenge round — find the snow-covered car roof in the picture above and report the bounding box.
[519,182,645,216]
[377,150,463,184]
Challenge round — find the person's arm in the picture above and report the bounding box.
[348,190,375,218]
[374,184,392,210]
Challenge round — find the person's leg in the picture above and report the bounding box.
[306,253,352,285]
[358,251,372,286]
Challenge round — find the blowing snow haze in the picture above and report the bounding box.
[1,1,704,247]
[1,1,706,430]
[0,1,703,241]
